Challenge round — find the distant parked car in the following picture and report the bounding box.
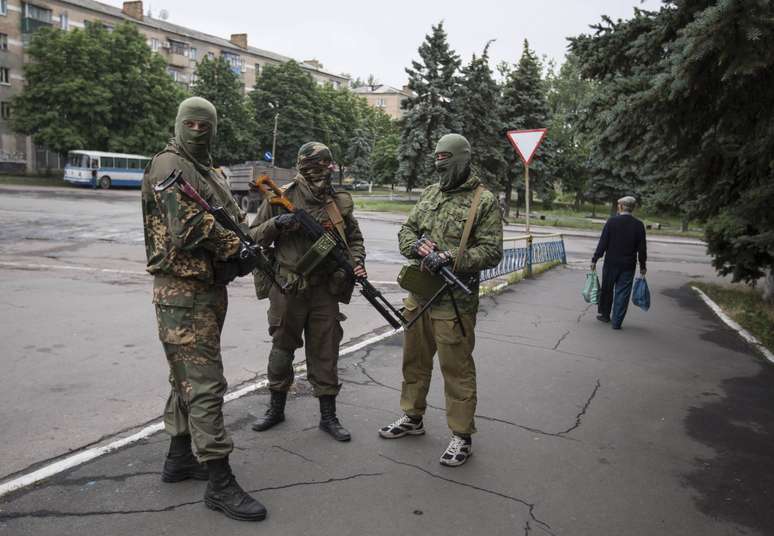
[343,180,369,191]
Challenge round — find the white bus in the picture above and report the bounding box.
[63,150,151,189]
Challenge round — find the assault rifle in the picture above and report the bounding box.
[402,235,474,336]
[254,175,406,330]
[155,169,281,289]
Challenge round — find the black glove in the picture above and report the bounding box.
[236,244,261,276]
[274,213,298,232]
[422,250,453,273]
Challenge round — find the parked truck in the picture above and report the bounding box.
[223,161,297,213]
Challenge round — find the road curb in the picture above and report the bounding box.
[692,286,774,364]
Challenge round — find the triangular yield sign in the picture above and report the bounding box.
[506,129,547,166]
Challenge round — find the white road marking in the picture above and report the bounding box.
[0,260,530,496]
[0,261,146,276]
[0,329,399,498]
[0,262,402,286]
[692,286,774,364]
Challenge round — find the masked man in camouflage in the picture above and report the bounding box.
[142,96,266,522]
[249,142,366,442]
[378,134,503,467]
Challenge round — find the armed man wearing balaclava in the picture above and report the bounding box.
[141,96,267,522]
[378,133,503,467]
[249,141,367,443]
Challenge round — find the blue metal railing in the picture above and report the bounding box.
[480,234,566,282]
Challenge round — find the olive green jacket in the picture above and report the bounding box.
[141,141,244,283]
[398,175,503,313]
[249,175,365,297]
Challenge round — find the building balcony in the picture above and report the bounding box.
[21,18,52,34]
[164,51,189,68]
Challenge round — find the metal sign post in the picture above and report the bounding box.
[506,128,547,233]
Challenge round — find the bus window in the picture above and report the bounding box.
[69,153,90,168]
[101,156,115,168]
[128,158,142,170]
[91,158,99,169]
[114,157,127,169]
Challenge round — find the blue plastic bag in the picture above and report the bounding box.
[582,272,600,304]
[632,277,650,311]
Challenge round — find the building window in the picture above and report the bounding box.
[0,34,7,50]
[0,0,7,16]
[190,47,197,61]
[207,51,214,60]
[376,97,386,107]
[60,11,68,30]
[1,102,10,120]
[150,37,160,52]
[254,63,261,76]
[0,68,8,84]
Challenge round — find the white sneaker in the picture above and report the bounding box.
[439,434,472,466]
[378,415,425,439]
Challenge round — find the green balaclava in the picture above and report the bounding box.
[434,133,471,191]
[174,96,217,170]
[297,141,333,197]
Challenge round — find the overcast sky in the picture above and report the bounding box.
[110,0,662,85]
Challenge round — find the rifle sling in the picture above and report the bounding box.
[453,185,484,272]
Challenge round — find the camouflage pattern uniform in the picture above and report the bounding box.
[396,141,503,436]
[250,143,365,397]
[142,100,245,462]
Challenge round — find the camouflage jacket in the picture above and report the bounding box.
[249,175,365,296]
[141,141,244,284]
[398,175,503,314]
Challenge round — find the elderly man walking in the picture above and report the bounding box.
[591,196,647,329]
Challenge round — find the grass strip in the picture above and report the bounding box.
[693,282,774,355]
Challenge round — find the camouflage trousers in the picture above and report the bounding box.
[153,275,233,461]
[400,296,478,435]
[265,283,344,397]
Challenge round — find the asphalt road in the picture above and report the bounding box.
[2,252,771,534]
[0,185,716,481]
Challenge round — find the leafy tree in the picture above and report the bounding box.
[192,56,257,165]
[545,53,596,209]
[397,22,462,191]
[458,41,506,190]
[347,127,373,181]
[249,60,321,168]
[371,131,400,187]
[571,1,774,297]
[12,23,184,155]
[500,39,551,215]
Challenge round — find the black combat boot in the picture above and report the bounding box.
[251,390,287,432]
[204,457,267,521]
[319,395,351,442]
[161,435,208,483]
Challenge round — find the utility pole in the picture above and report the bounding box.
[271,112,279,180]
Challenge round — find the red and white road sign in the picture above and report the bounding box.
[506,129,547,166]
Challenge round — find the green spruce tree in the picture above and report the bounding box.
[571,1,774,294]
[458,41,506,190]
[397,22,462,192]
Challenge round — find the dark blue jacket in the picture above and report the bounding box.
[592,214,647,271]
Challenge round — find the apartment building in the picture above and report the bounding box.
[0,0,350,172]
[351,84,413,120]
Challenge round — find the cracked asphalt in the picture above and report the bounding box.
[2,185,773,535]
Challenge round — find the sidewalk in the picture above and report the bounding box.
[1,266,772,535]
